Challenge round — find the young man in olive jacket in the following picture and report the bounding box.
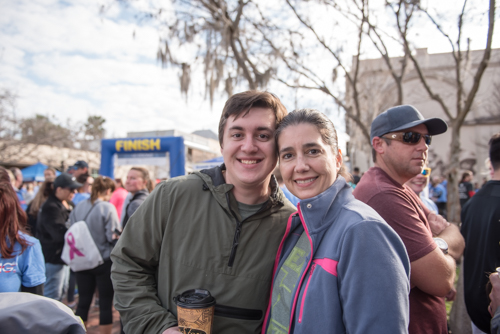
[110,91,296,334]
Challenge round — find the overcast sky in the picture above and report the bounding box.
[1,0,230,139]
[1,0,497,141]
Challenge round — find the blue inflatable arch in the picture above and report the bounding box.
[100,136,185,178]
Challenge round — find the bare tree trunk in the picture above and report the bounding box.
[450,261,472,334]
[448,123,469,334]
[447,123,462,224]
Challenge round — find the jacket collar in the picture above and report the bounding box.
[298,175,352,234]
[48,193,63,204]
[196,164,286,216]
[132,189,149,197]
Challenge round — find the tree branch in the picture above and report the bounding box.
[459,0,496,125]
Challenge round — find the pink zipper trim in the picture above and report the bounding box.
[313,258,338,276]
[261,210,297,334]
[288,206,313,331]
[298,258,338,323]
[298,263,316,323]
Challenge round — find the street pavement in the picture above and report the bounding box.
[64,295,121,334]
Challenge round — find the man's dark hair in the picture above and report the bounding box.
[353,167,360,173]
[218,91,288,146]
[489,132,500,171]
[76,174,89,184]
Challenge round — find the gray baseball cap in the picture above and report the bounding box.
[370,105,448,144]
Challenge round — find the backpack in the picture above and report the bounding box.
[61,203,104,272]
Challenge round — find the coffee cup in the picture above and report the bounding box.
[174,289,216,334]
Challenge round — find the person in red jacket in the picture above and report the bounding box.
[109,178,128,220]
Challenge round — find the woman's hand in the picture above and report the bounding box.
[489,272,500,316]
[162,326,181,333]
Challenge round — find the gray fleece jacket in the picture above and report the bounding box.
[69,199,120,261]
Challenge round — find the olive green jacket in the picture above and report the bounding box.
[110,165,296,334]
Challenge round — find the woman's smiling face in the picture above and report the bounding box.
[278,123,341,200]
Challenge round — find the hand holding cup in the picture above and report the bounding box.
[488,269,500,316]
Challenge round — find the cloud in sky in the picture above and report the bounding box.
[0,0,227,138]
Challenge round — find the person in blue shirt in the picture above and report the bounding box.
[72,174,94,206]
[430,176,447,218]
[0,167,45,294]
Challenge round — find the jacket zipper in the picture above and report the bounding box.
[298,263,316,323]
[228,219,242,267]
[287,206,313,331]
[261,212,297,334]
[226,193,267,267]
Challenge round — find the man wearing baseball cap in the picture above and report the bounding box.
[68,160,89,178]
[353,105,465,334]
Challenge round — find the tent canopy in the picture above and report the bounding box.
[21,162,60,182]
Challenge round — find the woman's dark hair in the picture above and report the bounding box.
[43,181,55,197]
[460,171,472,182]
[76,174,89,184]
[130,167,155,193]
[275,108,349,179]
[0,167,30,258]
[28,181,50,215]
[90,176,116,204]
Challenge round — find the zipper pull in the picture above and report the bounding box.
[228,226,241,267]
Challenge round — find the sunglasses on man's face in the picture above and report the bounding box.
[381,131,432,146]
[421,167,431,177]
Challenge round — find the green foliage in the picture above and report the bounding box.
[84,115,106,140]
[0,98,107,152]
[20,114,74,148]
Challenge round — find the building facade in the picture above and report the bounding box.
[0,140,100,174]
[346,48,500,183]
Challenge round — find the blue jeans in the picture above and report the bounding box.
[44,263,69,301]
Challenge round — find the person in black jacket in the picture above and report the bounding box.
[37,173,81,301]
[462,133,500,333]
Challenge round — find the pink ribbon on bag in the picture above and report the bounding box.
[67,232,84,260]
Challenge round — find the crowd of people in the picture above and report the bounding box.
[0,160,154,333]
[1,90,499,334]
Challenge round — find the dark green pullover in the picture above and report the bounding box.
[111,165,296,334]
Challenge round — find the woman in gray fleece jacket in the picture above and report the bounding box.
[69,176,120,334]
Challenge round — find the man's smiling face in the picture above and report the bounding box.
[221,107,277,192]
